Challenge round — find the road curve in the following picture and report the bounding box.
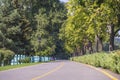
[0,61,119,80]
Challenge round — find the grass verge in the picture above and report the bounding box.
[0,62,41,71]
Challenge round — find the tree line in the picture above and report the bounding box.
[59,0,120,56]
[0,0,120,66]
[0,0,67,66]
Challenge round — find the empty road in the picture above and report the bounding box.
[0,61,119,80]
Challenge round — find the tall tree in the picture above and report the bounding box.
[31,0,67,58]
[105,0,120,51]
[0,0,34,55]
[60,0,120,56]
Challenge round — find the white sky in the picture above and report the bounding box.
[60,0,69,2]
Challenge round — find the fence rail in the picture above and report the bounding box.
[10,55,52,65]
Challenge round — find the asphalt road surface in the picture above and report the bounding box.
[0,61,119,80]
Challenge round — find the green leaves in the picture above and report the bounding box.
[30,0,67,57]
[0,49,15,66]
[60,0,120,54]
[71,51,120,74]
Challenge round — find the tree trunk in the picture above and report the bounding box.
[109,24,114,51]
[72,53,76,57]
[117,14,120,27]
[75,47,78,56]
[80,44,85,55]
[99,37,103,51]
[95,35,103,52]
[88,41,93,54]
[76,46,83,56]
[95,35,98,52]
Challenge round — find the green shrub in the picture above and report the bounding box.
[19,57,31,63]
[0,52,4,63]
[116,62,120,74]
[71,51,120,74]
[0,49,15,66]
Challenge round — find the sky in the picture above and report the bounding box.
[60,0,69,3]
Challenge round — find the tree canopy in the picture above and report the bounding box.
[0,0,67,60]
[59,0,120,56]
[0,0,120,61]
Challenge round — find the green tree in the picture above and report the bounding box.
[60,0,120,56]
[0,0,35,55]
[31,0,67,59]
[105,0,120,51]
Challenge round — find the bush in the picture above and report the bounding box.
[19,57,31,63]
[0,49,15,66]
[71,51,120,74]
[0,52,4,65]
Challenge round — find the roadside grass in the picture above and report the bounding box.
[0,62,41,71]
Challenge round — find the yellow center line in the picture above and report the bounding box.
[82,63,118,80]
[89,65,118,80]
[32,62,64,80]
